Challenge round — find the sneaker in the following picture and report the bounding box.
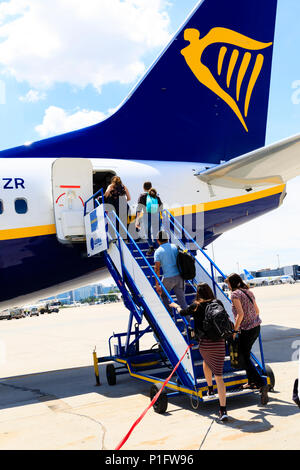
[218,409,229,422]
[260,384,269,405]
[146,247,155,256]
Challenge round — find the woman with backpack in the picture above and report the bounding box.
[170,282,229,422]
[136,187,163,256]
[225,273,269,405]
[104,176,131,233]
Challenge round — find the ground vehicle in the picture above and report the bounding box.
[8,308,26,320]
[29,306,39,317]
[45,302,60,313]
[0,309,11,320]
[36,301,59,314]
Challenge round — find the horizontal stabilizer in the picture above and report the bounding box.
[196,133,300,188]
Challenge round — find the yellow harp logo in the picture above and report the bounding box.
[181,27,273,132]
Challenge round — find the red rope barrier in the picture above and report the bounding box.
[115,344,192,450]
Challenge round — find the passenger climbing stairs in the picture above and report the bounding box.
[84,191,272,413]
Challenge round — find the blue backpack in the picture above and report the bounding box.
[146,194,159,214]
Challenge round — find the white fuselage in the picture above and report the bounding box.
[0,157,285,308]
[0,157,282,232]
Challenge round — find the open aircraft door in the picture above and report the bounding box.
[52,158,93,243]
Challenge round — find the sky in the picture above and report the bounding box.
[0,0,299,277]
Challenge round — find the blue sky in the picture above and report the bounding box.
[0,0,299,274]
[0,0,198,148]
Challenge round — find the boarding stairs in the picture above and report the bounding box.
[84,191,270,408]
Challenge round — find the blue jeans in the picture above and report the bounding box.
[143,212,161,247]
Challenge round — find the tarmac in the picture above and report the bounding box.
[0,283,299,451]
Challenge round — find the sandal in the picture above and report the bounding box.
[242,383,259,390]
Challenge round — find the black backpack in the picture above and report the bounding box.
[176,248,196,281]
[202,300,234,341]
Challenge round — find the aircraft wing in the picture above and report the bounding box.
[196,133,300,189]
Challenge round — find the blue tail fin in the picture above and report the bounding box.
[244,269,254,280]
[0,0,278,162]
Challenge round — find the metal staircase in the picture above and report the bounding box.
[85,192,271,413]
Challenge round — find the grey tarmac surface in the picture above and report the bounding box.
[0,284,299,450]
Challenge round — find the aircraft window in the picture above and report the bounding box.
[15,198,28,214]
[0,200,3,214]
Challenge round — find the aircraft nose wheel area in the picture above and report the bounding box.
[86,191,273,415]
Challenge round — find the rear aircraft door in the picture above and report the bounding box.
[52,158,93,243]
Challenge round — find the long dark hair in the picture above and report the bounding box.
[109,175,125,197]
[195,283,215,304]
[225,273,249,291]
[148,188,157,198]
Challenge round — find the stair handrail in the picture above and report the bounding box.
[163,211,268,372]
[104,210,198,385]
[162,209,231,302]
[83,190,180,321]
[104,210,191,333]
[162,209,227,280]
[83,188,103,216]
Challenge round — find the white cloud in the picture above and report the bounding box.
[0,0,171,91]
[35,105,107,138]
[19,89,46,102]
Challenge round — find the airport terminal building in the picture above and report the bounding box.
[245,265,300,281]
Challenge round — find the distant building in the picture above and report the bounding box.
[255,265,300,280]
[220,264,300,283]
[74,285,98,301]
[45,282,120,304]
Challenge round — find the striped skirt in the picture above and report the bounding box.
[199,338,226,376]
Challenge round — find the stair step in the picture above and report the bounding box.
[202,388,255,402]
[132,247,152,253]
[185,284,196,294]
[196,370,246,385]
[101,211,253,398]
[135,256,154,263]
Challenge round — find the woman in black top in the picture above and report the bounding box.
[104,176,131,233]
[170,282,228,421]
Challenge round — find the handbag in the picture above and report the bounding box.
[228,336,245,369]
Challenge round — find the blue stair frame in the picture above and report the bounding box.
[85,192,271,412]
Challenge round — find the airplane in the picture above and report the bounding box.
[244,269,295,287]
[1,0,300,309]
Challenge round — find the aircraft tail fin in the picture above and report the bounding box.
[244,269,254,280]
[0,0,278,162]
[104,0,278,163]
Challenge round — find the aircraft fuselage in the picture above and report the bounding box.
[0,157,285,308]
